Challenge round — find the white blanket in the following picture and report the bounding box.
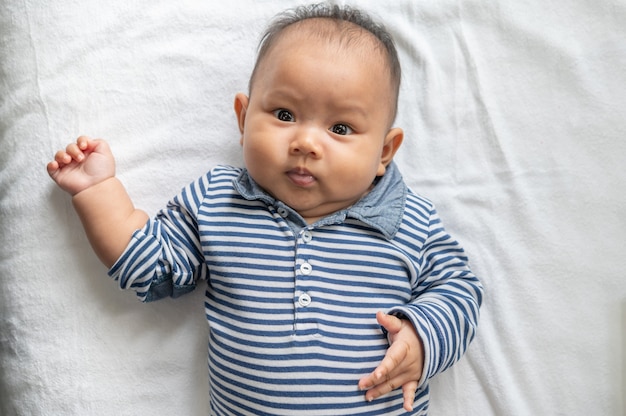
[1,0,624,414]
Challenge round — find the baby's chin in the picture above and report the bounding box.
[290,199,363,225]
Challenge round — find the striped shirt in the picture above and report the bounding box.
[109,163,483,415]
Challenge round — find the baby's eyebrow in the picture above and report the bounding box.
[328,101,369,119]
[264,88,305,103]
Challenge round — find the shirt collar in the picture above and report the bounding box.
[234,162,407,240]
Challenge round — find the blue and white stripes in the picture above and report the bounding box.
[109,164,482,415]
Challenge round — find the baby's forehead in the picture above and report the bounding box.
[277,18,384,53]
[259,18,390,81]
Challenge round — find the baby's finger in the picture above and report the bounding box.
[402,380,418,412]
[64,142,85,162]
[46,160,60,177]
[361,347,408,392]
[76,135,91,150]
[358,352,395,391]
[363,372,403,403]
[376,311,403,335]
[54,149,72,166]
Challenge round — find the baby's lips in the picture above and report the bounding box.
[286,168,316,187]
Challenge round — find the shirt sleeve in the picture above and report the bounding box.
[108,174,210,302]
[388,206,483,387]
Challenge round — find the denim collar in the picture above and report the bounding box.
[233,162,407,240]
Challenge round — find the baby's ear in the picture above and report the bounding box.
[377,127,404,176]
[234,93,249,138]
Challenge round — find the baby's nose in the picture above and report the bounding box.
[289,127,323,158]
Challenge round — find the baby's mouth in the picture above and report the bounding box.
[286,168,316,187]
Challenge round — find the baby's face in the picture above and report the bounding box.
[235,25,402,223]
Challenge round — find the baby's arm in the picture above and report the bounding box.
[47,136,149,267]
[358,311,423,412]
[361,203,483,412]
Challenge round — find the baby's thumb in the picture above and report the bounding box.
[376,311,403,335]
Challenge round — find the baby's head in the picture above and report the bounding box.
[249,3,402,125]
[235,3,404,223]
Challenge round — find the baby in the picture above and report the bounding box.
[47,3,482,415]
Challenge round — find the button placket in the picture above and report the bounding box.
[296,259,313,310]
[295,230,315,330]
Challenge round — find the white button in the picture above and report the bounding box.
[298,293,312,307]
[302,230,313,243]
[277,207,288,217]
[300,262,312,275]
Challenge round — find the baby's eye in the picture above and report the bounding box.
[274,109,295,122]
[330,123,353,135]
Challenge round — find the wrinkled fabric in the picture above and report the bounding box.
[1,0,625,415]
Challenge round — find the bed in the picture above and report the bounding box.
[1,0,624,414]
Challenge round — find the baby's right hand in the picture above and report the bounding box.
[47,136,116,196]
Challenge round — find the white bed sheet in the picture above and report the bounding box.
[1,0,624,415]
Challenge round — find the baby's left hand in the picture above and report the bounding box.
[358,311,424,412]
